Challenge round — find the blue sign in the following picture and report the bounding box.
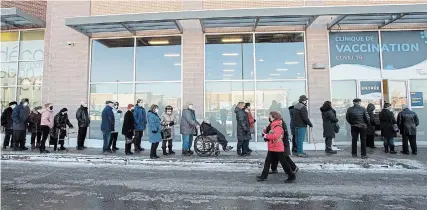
[411,92,424,108]
[360,81,382,97]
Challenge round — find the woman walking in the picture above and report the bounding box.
[320,101,338,154]
[257,111,296,183]
[122,104,135,155]
[40,103,53,153]
[147,104,162,159]
[379,103,398,154]
[160,105,177,155]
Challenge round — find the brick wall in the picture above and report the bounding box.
[0,0,47,30]
[91,0,183,15]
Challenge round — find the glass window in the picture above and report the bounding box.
[135,37,181,81]
[17,86,41,108]
[0,86,16,112]
[19,30,44,61]
[1,31,19,62]
[410,80,427,141]
[90,38,134,82]
[18,61,43,86]
[255,33,305,79]
[388,80,407,113]
[205,81,255,140]
[205,34,254,80]
[0,62,18,86]
[359,81,382,109]
[331,80,357,141]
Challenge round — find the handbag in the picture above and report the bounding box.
[333,123,340,133]
[392,124,399,132]
[161,127,172,139]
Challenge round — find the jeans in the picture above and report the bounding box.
[182,135,193,150]
[351,126,367,156]
[383,137,394,147]
[102,130,112,152]
[295,127,307,154]
[77,127,88,148]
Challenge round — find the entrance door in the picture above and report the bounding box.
[384,80,408,115]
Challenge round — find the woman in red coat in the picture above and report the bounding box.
[257,111,296,183]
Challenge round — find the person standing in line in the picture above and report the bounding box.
[147,104,161,159]
[122,104,135,155]
[379,103,398,154]
[235,102,252,156]
[76,101,90,150]
[288,101,298,153]
[346,98,370,159]
[397,104,419,155]
[320,101,338,154]
[52,108,73,151]
[245,103,256,134]
[133,99,147,152]
[292,95,313,157]
[366,103,378,149]
[109,102,122,151]
[257,111,296,183]
[28,106,43,149]
[12,98,30,151]
[1,101,17,150]
[160,105,177,155]
[180,102,199,156]
[40,103,54,153]
[220,108,228,129]
[231,104,237,138]
[101,101,115,153]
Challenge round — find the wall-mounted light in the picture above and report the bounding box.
[149,40,169,45]
[221,37,243,43]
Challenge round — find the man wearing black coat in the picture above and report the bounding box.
[12,98,30,151]
[397,104,419,155]
[292,95,313,157]
[122,104,135,155]
[346,98,370,159]
[76,101,90,150]
[1,101,17,149]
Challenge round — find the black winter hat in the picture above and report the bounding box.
[60,108,68,112]
[21,98,29,103]
[245,103,251,108]
[9,101,17,106]
[353,98,362,103]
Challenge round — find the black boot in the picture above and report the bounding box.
[384,145,389,153]
[168,146,175,155]
[389,145,397,154]
[285,173,296,183]
[162,147,169,156]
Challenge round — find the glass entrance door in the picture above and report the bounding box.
[386,80,408,115]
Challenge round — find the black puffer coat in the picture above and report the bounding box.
[122,110,135,139]
[234,107,251,141]
[321,107,338,138]
[379,108,397,138]
[76,106,90,127]
[51,112,73,138]
[292,102,313,128]
[346,104,370,128]
[1,107,13,129]
[366,103,376,135]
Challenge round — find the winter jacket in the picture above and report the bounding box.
[101,105,115,131]
[133,105,147,131]
[112,108,122,132]
[51,112,73,138]
[76,106,90,128]
[180,108,199,135]
[1,107,13,129]
[288,106,295,135]
[28,111,42,133]
[379,108,397,138]
[366,104,377,135]
[397,108,419,136]
[147,111,161,143]
[346,104,370,128]
[160,112,177,140]
[12,103,30,131]
[122,110,135,139]
[247,111,255,128]
[292,102,313,128]
[265,119,291,155]
[235,107,251,141]
[41,109,54,128]
[263,120,285,152]
[321,107,338,138]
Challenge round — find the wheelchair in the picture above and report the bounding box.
[194,131,221,157]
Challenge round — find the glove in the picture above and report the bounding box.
[152,130,158,134]
[169,121,175,126]
[117,110,122,113]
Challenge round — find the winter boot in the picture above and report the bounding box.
[168,146,175,155]
[389,145,397,154]
[36,143,40,148]
[285,173,296,183]
[384,145,389,153]
[256,176,267,181]
[162,147,169,156]
[31,143,36,149]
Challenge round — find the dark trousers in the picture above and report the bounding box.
[271,155,297,172]
[109,132,118,149]
[31,132,42,145]
[325,137,333,150]
[291,135,297,152]
[40,125,50,152]
[124,136,133,154]
[13,130,26,148]
[261,151,293,178]
[366,134,375,147]
[77,127,88,148]
[237,140,250,154]
[55,130,67,150]
[161,139,173,149]
[402,135,417,154]
[3,128,13,147]
[134,131,144,151]
[150,142,159,157]
[351,126,367,156]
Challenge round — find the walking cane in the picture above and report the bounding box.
[310,127,318,158]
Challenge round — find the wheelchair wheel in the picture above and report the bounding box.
[194,136,215,157]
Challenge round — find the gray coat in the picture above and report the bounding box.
[180,108,198,135]
[235,107,252,141]
[12,103,30,131]
[161,112,178,140]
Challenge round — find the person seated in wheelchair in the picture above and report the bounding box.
[200,117,233,152]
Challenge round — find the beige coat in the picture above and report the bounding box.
[160,112,177,140]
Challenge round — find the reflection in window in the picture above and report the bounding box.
[410,80,427,140]
[19,30,44,61]
[388,81,407,112]
[1,31,19,62]
[0,87,16,112]
[331,80,357,141]
[17,86,41,108]
[255,33,306,80]
[0,62,18,86]
[18,61,43,86]
[136,37,181,81]
[205,34,254,80]
[90,38,134,82]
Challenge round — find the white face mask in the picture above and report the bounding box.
[23,102,29,107]
[108,103,114,108]
[11,105,16,109]
[62,112,67,115]
[82,104,88,107]
[139,103,144,107]
[166,111,172,114]
[154,108,159,113]
[188,105,193,110]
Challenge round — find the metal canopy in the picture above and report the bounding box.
[1,7,45,28]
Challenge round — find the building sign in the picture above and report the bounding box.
[329,32,381,80]
[360,81,382,100]
[411,92,424,108]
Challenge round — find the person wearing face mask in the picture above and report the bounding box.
[40,103,54,153]
[28,106,43,149]
[51,108,74,151]
[122,104,135,155]
[160,105,177,155]
[180,102,200,156]
[1,101,17,150]
[76,101,90,150]
[11,98,30,151]
[101,101,115,153]
[147,104,161,159]
[109,102,122,151]
[379,103,398,154]
[133,99,147,152]
[291,95,313,157]
[235,102,252,156]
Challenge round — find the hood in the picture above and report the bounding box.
[320,106,331,112]
[293,103,305,110]
[366,103,375,112]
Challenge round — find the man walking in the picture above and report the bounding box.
[133,99,147,152]
[101,101,115,153]
[1,101,17,149]
[291,95,313,157]
[12,98,30,151]
[76,101,90,150]
[397,104,419,155]
[346,98,370,159]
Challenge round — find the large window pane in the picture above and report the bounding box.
[136,37,181,81]
[1,31,19,62]
[205,34,254,80]
[255,33,305,79]
[89,83,134,140]
[90,38,134,82]
[205,81,255,141]
[17,86,41,108]
[18,61,43,86]
[0,86,16,112]
[255,81,306,141]
[0,62,18,86]
[331,80,357,141]
[410,80,427,141]
[19,30,44,61]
